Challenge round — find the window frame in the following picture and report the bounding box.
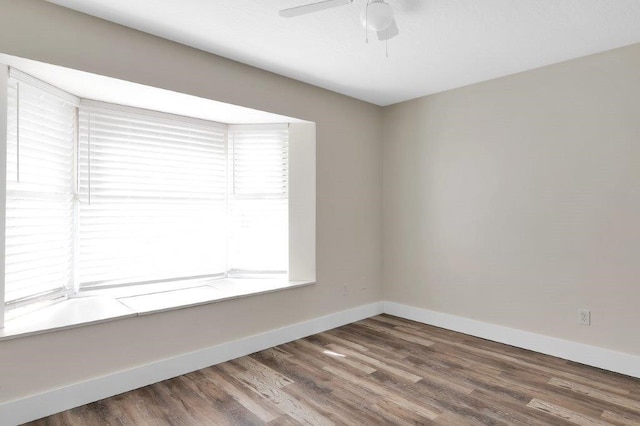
[76,99,232,291]
[228,123,290,277]
[3,68,80,321]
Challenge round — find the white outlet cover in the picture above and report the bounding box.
[579,310,591,326]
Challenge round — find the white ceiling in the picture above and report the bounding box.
[45,0,640,106]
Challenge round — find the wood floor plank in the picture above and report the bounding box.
[308,331,370,353]
[233,356,296,388]
[325,327,418,362]
[423,330,602,388]
[250,351,334,395]
[432,353,616,421]
[143,379,201,425]
[267,414,299,425]
[323,342,422,383]
[357,318,437,347]
[195,367,281,422]
[218,362,332,426]
[469,388,576,426]
[169,372,263,425]
[115,391,164,425]
[527,398,609,425]
[333,324,431,358]
[27,314,640,425]
[548,377,640,413]
[601,409,640,425]
[372,398,436,425]
[281,383,371,426]
[377,373,499,424]
[293,339,377,374]
[322,364,440,420]
[433,411,484,425]
[493,366,638,420]
[135,385,194,425]
[369,366,525,425]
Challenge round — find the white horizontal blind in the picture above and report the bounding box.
[229,125,288,275]
[78,103,228,288]
[4,76,76,307]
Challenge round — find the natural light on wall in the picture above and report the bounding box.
[0,54,315,328]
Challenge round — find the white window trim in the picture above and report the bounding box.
[9,67,80,106]
[0,63,317,331]
[0,64,8,328]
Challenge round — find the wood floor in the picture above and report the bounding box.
[28,315,640,425]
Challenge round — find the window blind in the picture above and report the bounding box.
[229,125,289,275]
[78,102,228,289]
[4,74,76,307]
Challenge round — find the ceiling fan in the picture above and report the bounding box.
[279,0,400,42]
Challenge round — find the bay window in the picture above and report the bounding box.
[1,65,303,325]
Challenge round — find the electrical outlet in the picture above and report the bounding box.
[342,284,349,296]
[579,309,591,326]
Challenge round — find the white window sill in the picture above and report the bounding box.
[0,279,314,342]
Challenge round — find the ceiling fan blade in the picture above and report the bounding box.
[279,0,353,18]
[377,18,399,41]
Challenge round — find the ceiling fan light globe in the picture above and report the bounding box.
[362,2,394,32]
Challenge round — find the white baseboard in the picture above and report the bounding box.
[383,301,640,379]
[0,302,384,426]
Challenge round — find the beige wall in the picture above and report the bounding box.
[0,0,382,402]
[383,43,640,355]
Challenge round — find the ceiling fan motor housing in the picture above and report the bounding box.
[361,0,394,32]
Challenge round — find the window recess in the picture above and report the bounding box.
[0,63,315,329]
